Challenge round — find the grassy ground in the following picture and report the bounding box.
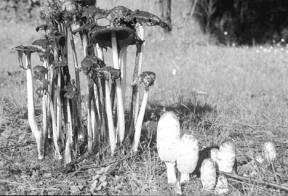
[1,1,288,195]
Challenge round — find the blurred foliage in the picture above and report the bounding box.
[192,0,288,45]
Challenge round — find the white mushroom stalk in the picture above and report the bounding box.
[64,100,73,165]
[14,46,44,160]
[119,46,128,101]
[111,32,125,143]
[157,111,180,184]
[132,71,156,152]
[200,158,216,192]
[176,134,199,184]
[133,25,145,126]
[96,67,121,155]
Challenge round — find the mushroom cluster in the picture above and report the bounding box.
[156,112,280,194]
[14,1,169,164]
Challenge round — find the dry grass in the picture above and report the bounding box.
[0,0,288,195]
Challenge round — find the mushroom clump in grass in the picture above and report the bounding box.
[176,133,199,184]
[157,111,180,184]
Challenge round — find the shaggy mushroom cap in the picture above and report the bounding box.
[200,158,217,192]
[176,134,199,174]
[215,140,236,173]
[96,66,121,81]
[81,55,106,75]
[132,71,156,90]
[81,6,108,20]
[262,141,277,162]
[33,65,48,81]
[106,6,132,26]
[157,111,181,162]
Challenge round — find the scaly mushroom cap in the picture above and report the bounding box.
[64,80,77,99]
[176,134,199,174]
[81,55,105,75]
[90,25,138,48]
[157,111,180,162]
[216,140,236,173]
[82,6,108,19]
[33,65,48,81]
[214,175,229,195]
[137,71,156,90]
[200,158,217,192]
[96,66,121,80]
[262,141,277,162]
[124,9,171,31]
[106,6,132,26]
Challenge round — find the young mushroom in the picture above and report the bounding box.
[157,111,180,184]
[214,175,229,195]
[132,71,156,152]
[213,140,236,173]
[200,158,217,192]
[96,66,121,155]
[262,141,277,163]
[176,133,199,184]
[14,45,44,160]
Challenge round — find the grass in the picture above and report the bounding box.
[1,0,288,195]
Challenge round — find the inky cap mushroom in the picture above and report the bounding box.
[200,158,217,192]
[81,55,106,75]
[96,66,121,81]
[33,65,48,81]
[176,133,199,183]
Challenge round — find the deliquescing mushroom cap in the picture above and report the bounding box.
[32,37,53,50]
[14,45,43,55]
[81,55,106,75]
[81,5,108,20]
[90,25,140,48]
[33,65,48,81]
[135,71,156,89]
[123,9,171,31]
[106,6,132,24]
[96,66,121,80]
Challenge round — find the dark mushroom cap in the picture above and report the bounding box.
[81,55,105,75]
[32,37,52,50]
[96,66,120,80]
[36,24,50,32]
[90,26,140,48]
[73,0,96,7]
[139,71,156,88]
[64,80,77,99]
[14,45,43,56]
[33,65,48,81]
[124,9,171,31]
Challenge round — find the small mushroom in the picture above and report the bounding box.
[132,71,156,152]
[156,111,180,184]
[96,66,121,155]
[200,158,217,192]
[262,141,277,163]
[14,45,44,160]
[214,175,229,195]
[176,133,199,184]
[214,140,236,173]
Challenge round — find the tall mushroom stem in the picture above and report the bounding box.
[132,88,149,152]
[26,54,43,160]
[64,99,73,165]
[56,69,62,148]
[119,46,128,101]
[111,32,125,143]
[133,25,145,124]
[104,79,116,155]
[47,92,62,159]
[165,162,177,184]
